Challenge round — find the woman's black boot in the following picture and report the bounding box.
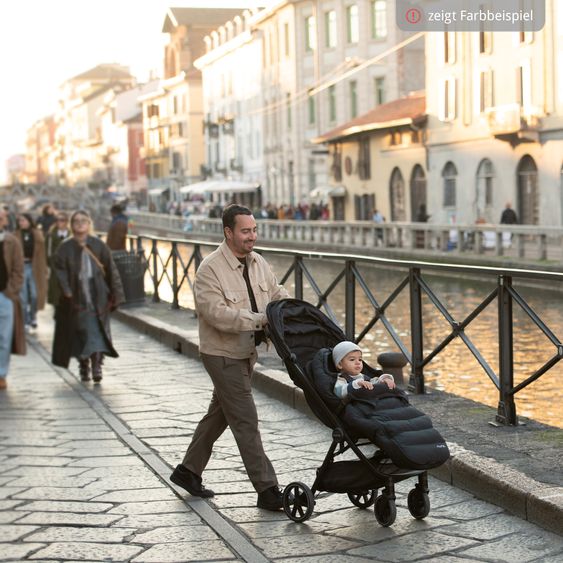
[91,353,103,383]
[79,359,90,381]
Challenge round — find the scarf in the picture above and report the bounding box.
[79,247,94,309]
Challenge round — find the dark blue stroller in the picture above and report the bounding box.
[266,298,450,526]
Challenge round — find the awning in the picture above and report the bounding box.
[148,187,169,196]
[309,185,347,199]
[180,180,260,195]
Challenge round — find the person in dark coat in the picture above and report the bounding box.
[16,213,47,331]
[36,204,57,233]
[500,202,518,224]
[106,204,129,251]
[52,210,124,383]
[45,212,70,306]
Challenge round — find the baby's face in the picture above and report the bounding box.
[339,351,363,375]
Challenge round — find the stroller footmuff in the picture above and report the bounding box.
[266,298,450,526]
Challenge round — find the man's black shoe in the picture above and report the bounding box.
[170,464,214,498]
[257,485,283,511]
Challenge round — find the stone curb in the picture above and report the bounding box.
[114,307,563,536]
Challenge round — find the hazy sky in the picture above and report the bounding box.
[0,0,267,184]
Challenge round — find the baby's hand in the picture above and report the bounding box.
[378,374,396,390]
[357,380,374,390]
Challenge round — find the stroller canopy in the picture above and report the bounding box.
[266,299,345,371]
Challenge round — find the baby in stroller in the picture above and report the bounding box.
[332,340,396,398]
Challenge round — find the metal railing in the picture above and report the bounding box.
[131,233,563,426]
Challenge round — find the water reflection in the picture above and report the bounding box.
[144,242,562,428]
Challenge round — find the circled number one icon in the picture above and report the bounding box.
[406,8,422,23]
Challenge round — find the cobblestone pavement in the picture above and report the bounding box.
[0,310,562,562]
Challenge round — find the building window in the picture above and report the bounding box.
[308,96,316,125]
[346,5,359,44]
[325,10,337,48]
[358,137,371,180]
[328,85,336,122]
[374,77,385,105]
[331,146,342,182]
[444,32,456,64]
[479,31,492,54]
[477,158,494,213]
[442,161,457,207]
[441,78,456,121]
[286,93,292,129]
[355,194,375,220]
[371,0,387,39]
[479,69,494,113]
[519,29,534,44]
[284,22,290,57]
[516,61,532,108]
[349,80,358,118]
[389,130,402,146]
[305,15,316,51]
[389,167,406,221]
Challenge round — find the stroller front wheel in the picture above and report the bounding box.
[407,487,430,519]
[348,490,375,509]
[283,482,315,523]
[374,494,397,526]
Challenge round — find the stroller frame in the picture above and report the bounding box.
[266,298,432,526]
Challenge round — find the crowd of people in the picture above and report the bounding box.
[0,201,126,390]
[157,199,331,222]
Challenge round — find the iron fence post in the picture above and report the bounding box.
[194,244,202,271]
[151,238,160,303]
[171,241,179,309]
[345,260,355,340]
[409,267,425,393]
[497,275,517,425]
[294,256,303,300]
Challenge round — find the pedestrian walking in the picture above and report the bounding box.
[15,213,47,332]
[0,207,26,390]
[36,203,57,233]
[2,205,17,232]
[106,204,129,251]
[45,212,70,306]
[170,204,290,510]
[51,210,124,383]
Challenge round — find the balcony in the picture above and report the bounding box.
[485,104,541,144]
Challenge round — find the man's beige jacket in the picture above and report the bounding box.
[194,241,289,359]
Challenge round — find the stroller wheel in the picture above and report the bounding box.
[407,487,430,519]
[348,490,375,509]
[283,482,315,523]
[374,494,397,527]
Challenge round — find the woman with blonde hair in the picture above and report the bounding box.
[52,210,124,382]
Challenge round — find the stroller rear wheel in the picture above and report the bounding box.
[407,487,430,519]
[348,490,375,509]
[374,493,397,526]
[283,482,315,523]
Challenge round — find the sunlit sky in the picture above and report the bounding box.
[0,0,268,184]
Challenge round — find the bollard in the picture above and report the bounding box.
[377,352,408,388]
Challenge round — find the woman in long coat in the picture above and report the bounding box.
[15,213,47,330]
[52,210,124,383]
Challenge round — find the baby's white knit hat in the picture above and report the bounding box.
[332,341,361,368]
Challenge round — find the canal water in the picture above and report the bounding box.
[148,243,562,429]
